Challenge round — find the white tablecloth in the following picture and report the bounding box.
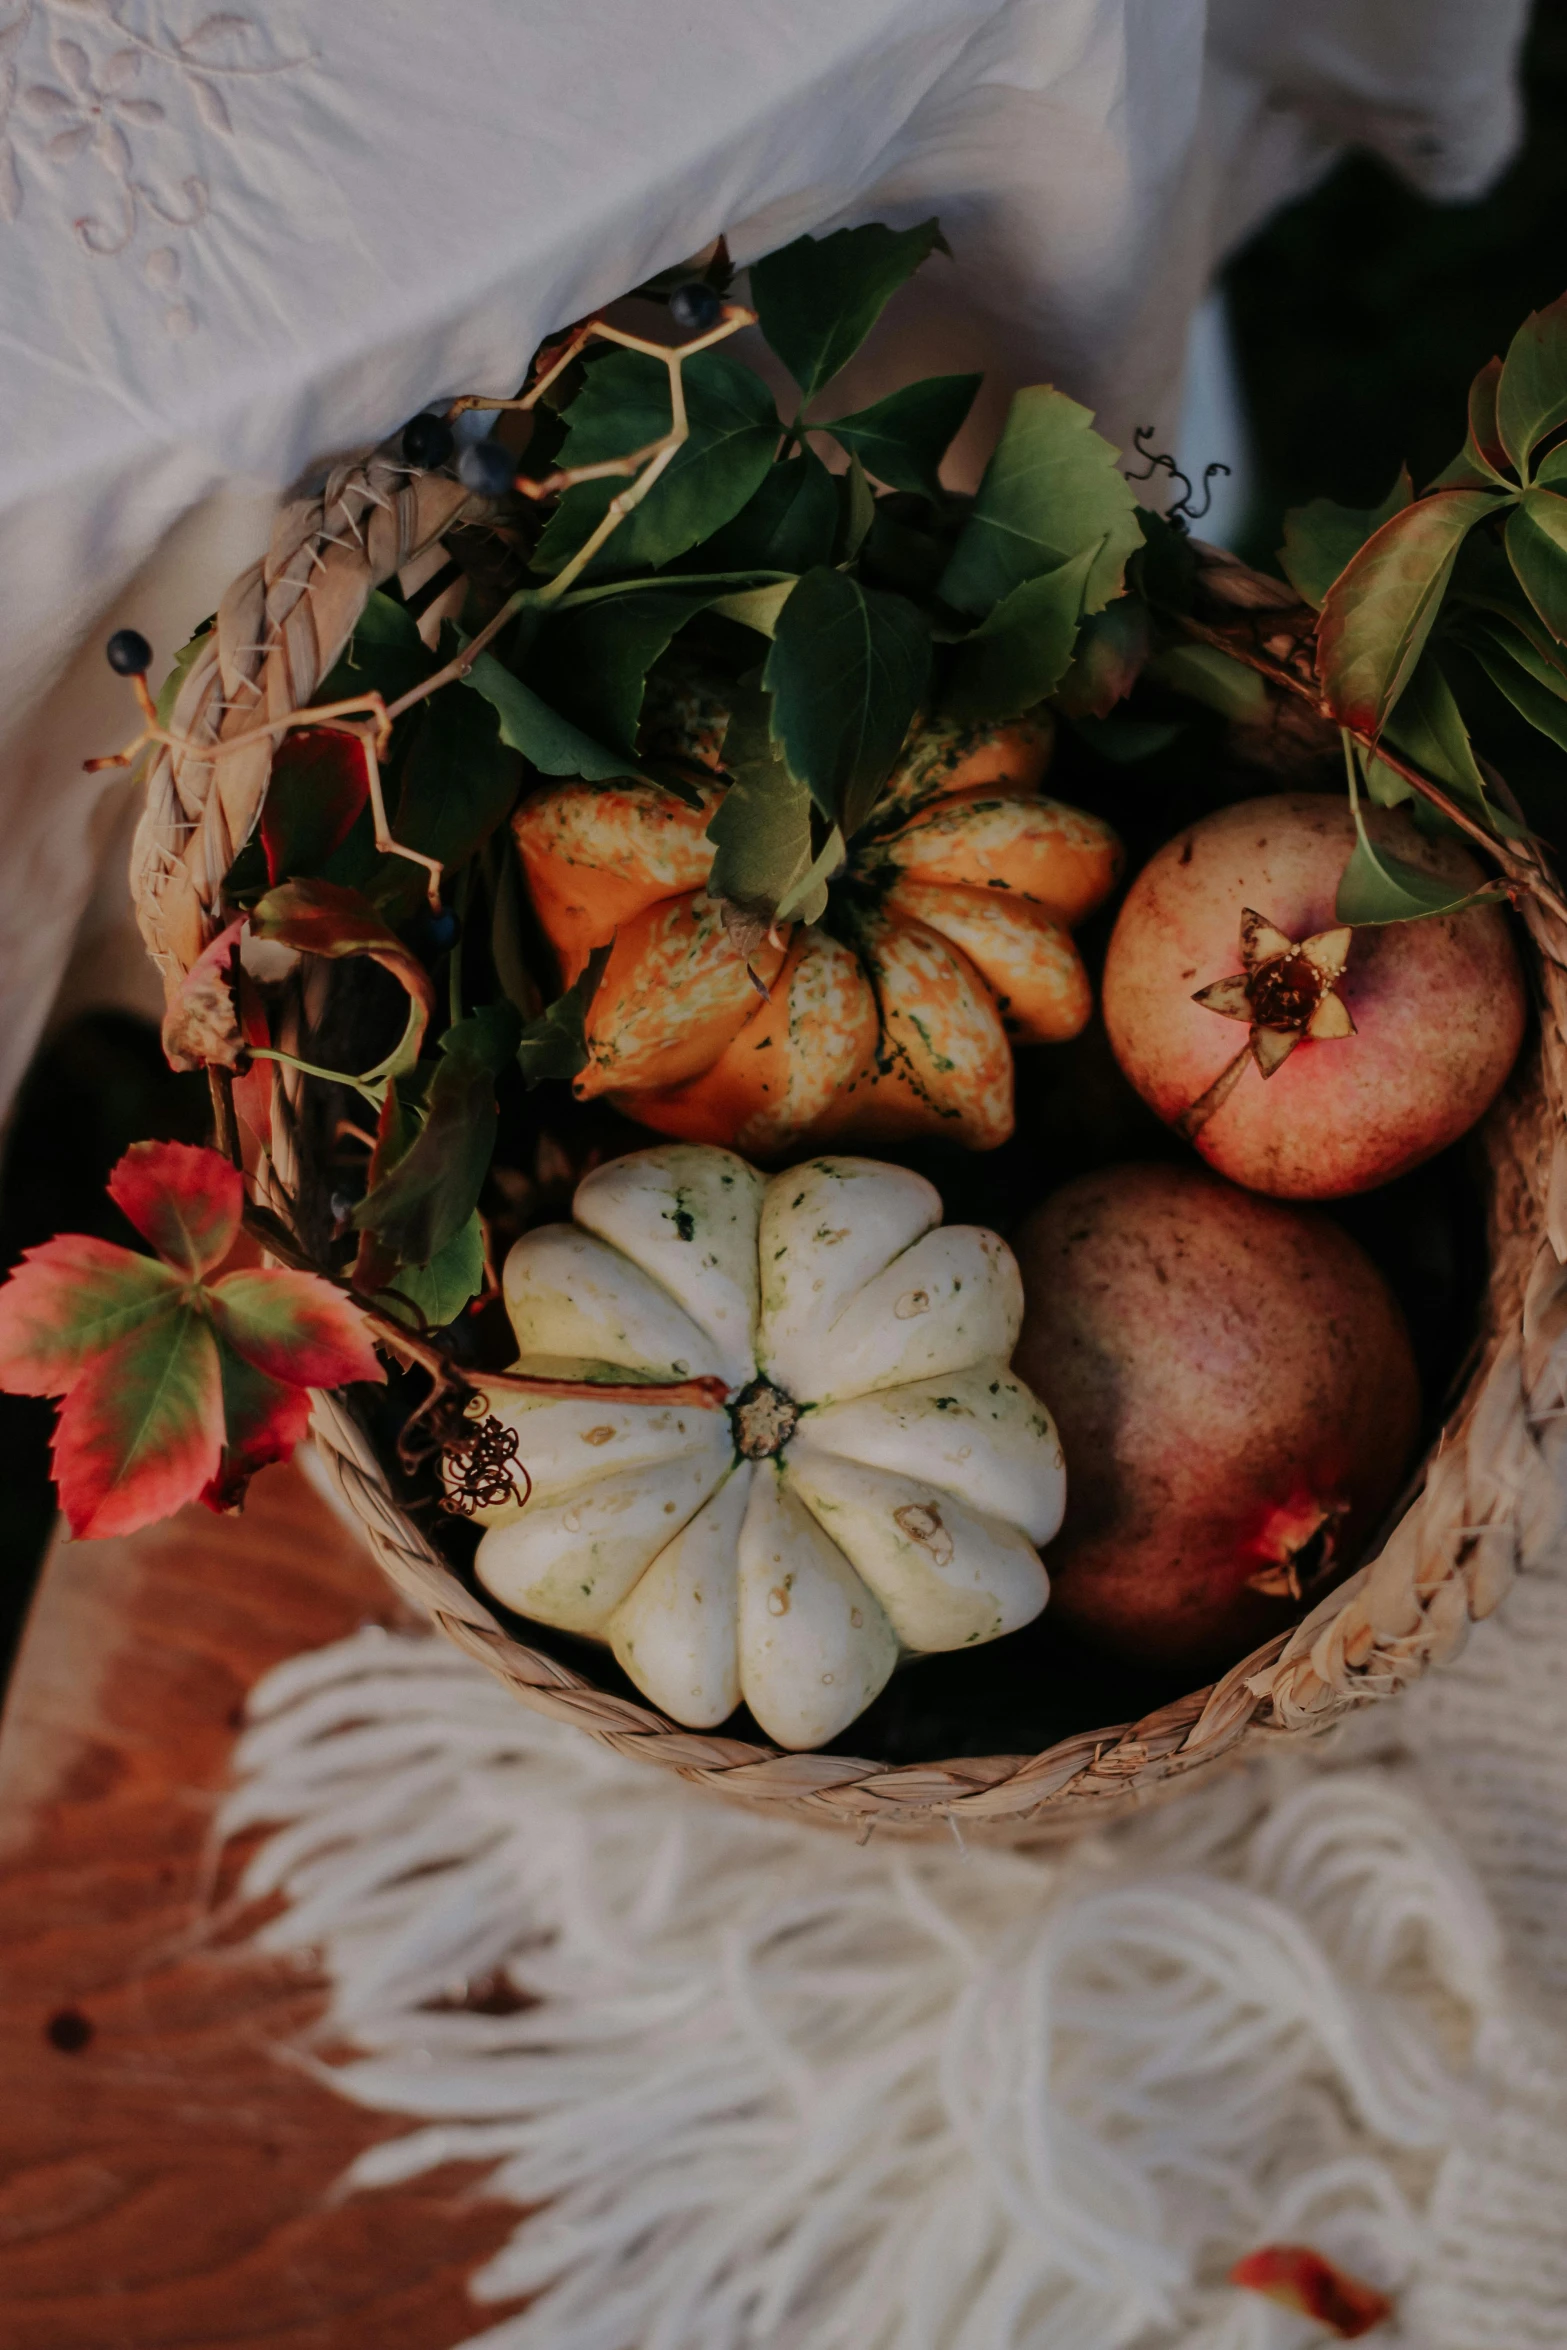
[0,0,1531,1117]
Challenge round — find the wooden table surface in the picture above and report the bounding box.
[0,1460,523,2350]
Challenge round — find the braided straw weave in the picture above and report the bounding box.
[131,452,471,989]
[130,459,1567,1841]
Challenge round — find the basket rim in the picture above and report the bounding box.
[134,453,1567,1834]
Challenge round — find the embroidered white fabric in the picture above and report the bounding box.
[221,1516,1567,2350]
[0,0,1532,1116]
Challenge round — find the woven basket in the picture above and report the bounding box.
[130,443,1567,1843]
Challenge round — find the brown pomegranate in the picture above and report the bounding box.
[1011,1161,1421,1672]
[1101,794,1526,1198]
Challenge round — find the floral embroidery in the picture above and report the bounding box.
[0,0,311,328]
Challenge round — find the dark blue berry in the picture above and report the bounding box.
[457,438,516,498]
[106,627,153,676]
[402,411,455,468]
[419,906,460,953]
[668,280,723,334]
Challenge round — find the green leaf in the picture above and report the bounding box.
[1053,595,1151,719]
[522,590,716,757]
[1279,469,1412,610]
[533,348,779,576]
[516,942,612,1089]
[383,1211,486,1329]
[1336,817,1504,927]
[938,387,1143,620]
[1317,490,1498,734]
[1465,615,1567,753]
[488,841,543,1017]
[354,1002,522,1266]
[1431,359,1513,489]
[709,579,799,638]
[749,218,947,409]
[695,449,838,572]
[384,658,520,906]
[1497,292,1567,478]
[763,566,930,836]
[824,374,980,499]
[1146,642,1269,722]
[706,757,812,915]
[774,824,846,927]
[839,453,876,564]
[460,649,653,785]
[1380,653,1493,809]
[155,625,212,727]
[941,548,1096,724]
[318,588,437,709]
[1505,488,1567,642]
[1537,443,1567,488]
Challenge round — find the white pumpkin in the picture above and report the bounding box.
[465,1146,1065,1749]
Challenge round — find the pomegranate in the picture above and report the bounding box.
[1100,794,1526,1198]
[1011,1161,1420,1671]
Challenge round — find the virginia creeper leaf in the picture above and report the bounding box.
[516,942,613,1089]
[317,588,438,710]
[1317,491,1497,734]
[941,547,1096,724]
[1497,291,1567,477]
[709,579,798,638]
[205,1350,314,1513]
[1465,615,1567,752]
[51,1309,224,1539]
[1053,595,1152,719]
[0,1235,181,1395]
[460,649,659,788]
[160,917,248,1075]
[522,590,717,757]
[695,448,838,572]
[1336,812,1503,927]
[938,387,1143,620]
[1505,488,1567,642]
[382,1211,486,1329]
[763,566,930,836]
[824,374,981,499]
[750,219,947,409]
[1537,443,1567,488]
[1147,642,1268,721]
[1380,652,1497,813]
[354,1003,522,1266]
[839,453,876,564]
[1279,469,1412,610]
[706,685,815,916]
[208,1266,385,1388]
[155,624,212,727]
[534,348,779,575]
[250,879,436,1068]
[385,658,521,901]
[107,1139,243,1277]
[1432,359,1512,489]
[260,729,369,885]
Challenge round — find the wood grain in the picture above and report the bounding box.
[0,1460,522,2349]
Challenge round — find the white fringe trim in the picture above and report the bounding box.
[220,1616,1567,2350]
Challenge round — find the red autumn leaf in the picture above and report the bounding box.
[208,1266,386,1389]
[0,1234,182,1395]
[230,956,274,1152]
[1230,2245,1394,2339]
[203,1347,314,1513]
[51,1308,225,1538]
[107,1139,244,1276]
[1317,489,1499,737]
[260,727,371,886]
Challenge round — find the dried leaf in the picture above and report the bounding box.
[160,915,248,1074]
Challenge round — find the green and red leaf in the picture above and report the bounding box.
[160,917,249,1076]
[260,728,370,885]
[203,1347,315,1513]
[0,1235,182,1395]
[1497,290,1567,478]
[1317,490,1498,735]
[1229,2245,1393,2340]
[51,1309,225,1539]
[249,878,436,1070]
[208,1267,384,1389]
[107,1139,243,1277]
[1505,487,1567,643]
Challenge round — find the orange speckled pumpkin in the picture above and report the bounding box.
[513,706,1122,1156]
